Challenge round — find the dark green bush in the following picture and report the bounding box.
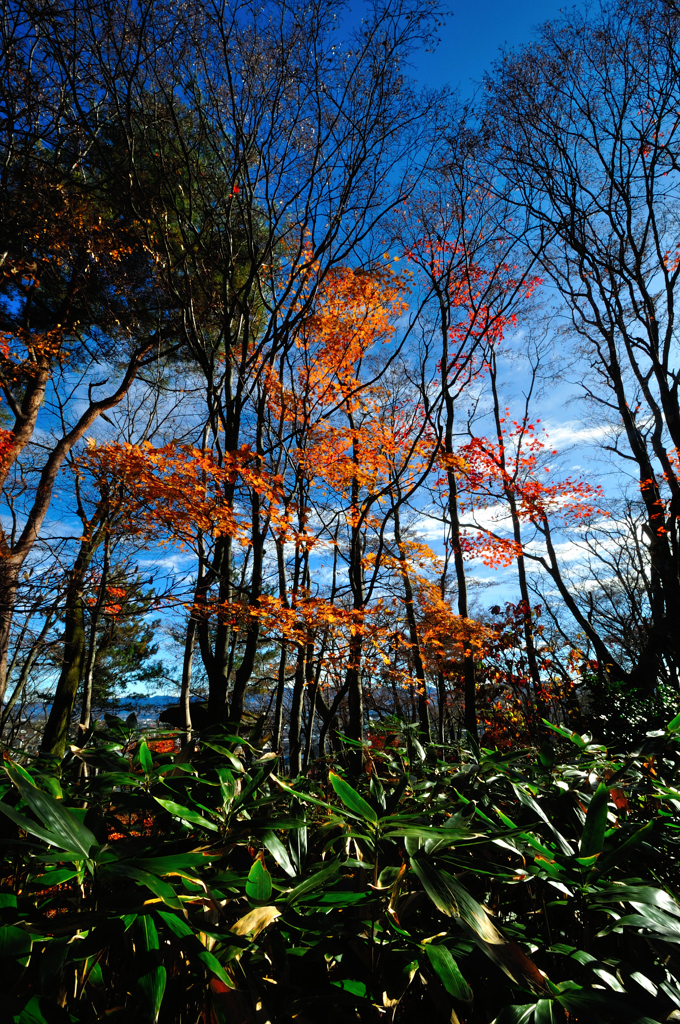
[1,713,680,1023]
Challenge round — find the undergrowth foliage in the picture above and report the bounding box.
[1,716,680,1023]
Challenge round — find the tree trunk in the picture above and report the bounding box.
[41,526,105,759]
[302,639,317,771]
[393,493,430,740]
[0,611,55,734]
[272,645,287,754]
[0,561,20,709]
[447,467,477,736]
[487,357,546,726]
[288,641,306,776]
[78,533,111,740]
[180,616,196,740]
[40,595,86,760]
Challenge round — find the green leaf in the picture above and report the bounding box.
[384,824,484,851]
[412,856,547,992]
[153,796,218,832]
[284,860,340,907]
[246,854,272,902]
[232,761,277,810]
[598,820,654,872]
[135,915,166,1023]
[369,774,386,811]
[15,994,78,1023]
[155,910,233,988]
[579,783,610,857]
[542,721,587,748]
[290,812,308,875]
[133,852,217,875]
[137,740,153,775]
[424,943,473,1002]
[493,1006,535,1024]
[0,801,76,852]
[410,856,459,917]
[101,864,182,909]
[29,868,78,887]
[331,979,369,998]
[271,775,332,813]
[667,711,680,732]
[5,763,96,859]
[310,891,368,907]
[593,884,680,917]
[512,783,572,856]
[534,999,556,1024]
[216,767,236,809]
[262,830,296,878]
[328,772,378,824]
[0,924,32,963]
[410,735,426,762]
[556,989,619,1014]
[8,763,36,788]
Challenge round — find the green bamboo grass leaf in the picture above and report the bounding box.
[133,853,217,875]
[594,885,680,917]
[5,763,96,858]
[135,915,166,1023]
[216,767,236,809]
[597,820,654,872]
[102,864,182,909]
[410,854,459,917]
[262,830,296,878]
[534,999,556,1024]
[410,735,426,762]
[331,979,369,998]
[311,891,368,907]
[592,886,680,940]
[0,924,32,962]
[12,994,74,1023]
[284,860,340,907]
[541,721,587,748]
[556,989,620,1015]
[511,783,573,856]
[369,773,386,811]
[0,801,79,854]
[579,783,610,857]
[290,812,308,875]
[667,711,680,732]
[246,854,272,902]
[424,943,473,1002]
[29,868,78,887]
[7,762,36,787]
[233,761,277,810]
[493,1005,535,1024]
[271,775,333,813]
[412,856,548,993]
[329,772,378,824]
[155,910,233,988]
[384,774,408,815]
[137,740,153,775]
[153,796,219,832]
[382,824,485,848]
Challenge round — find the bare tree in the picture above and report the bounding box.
[485,0,680,689]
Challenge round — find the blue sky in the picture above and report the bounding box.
[409,0,579,95]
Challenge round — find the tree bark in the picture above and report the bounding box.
[40,525,106,759]
[392,493,430,740]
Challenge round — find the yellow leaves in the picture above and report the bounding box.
[80,441,286,548]
[278,266,409,418]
